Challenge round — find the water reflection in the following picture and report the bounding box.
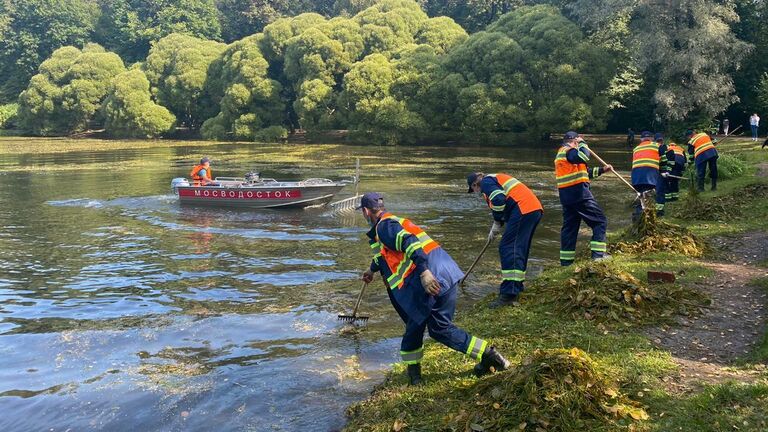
[0,140,632,431]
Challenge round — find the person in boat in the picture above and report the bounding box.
[190,157,215,186]
[359,192,510,385]
[466,172,543,308]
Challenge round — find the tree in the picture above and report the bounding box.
[143,34,226,129]
[628,0,750,123]
[95,0,222,63]
[103,68,176,138]
[201,35,286,141]
[419,0,522,33]
[17,44,126,136]
[0,0,97,102]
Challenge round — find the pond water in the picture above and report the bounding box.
[0,139,633,431]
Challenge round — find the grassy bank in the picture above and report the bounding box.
[344,139,768,432]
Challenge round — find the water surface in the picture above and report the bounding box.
[0,139,633,431]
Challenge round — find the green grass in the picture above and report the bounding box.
[344,138,768,432]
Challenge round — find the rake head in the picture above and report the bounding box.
[337,314,369,324]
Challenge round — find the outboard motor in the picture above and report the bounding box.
[171,177,190,194]
[244,171,261,184]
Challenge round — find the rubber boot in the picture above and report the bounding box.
[711,177,717,191]
[488,293,518,309]
[407,363,422,386]
[473,347,511,377]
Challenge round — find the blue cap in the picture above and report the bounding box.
[654,132,663,141]
[640,131,653,138]
[356,192,384,210]
[563,131,579,141]
[467,172,482,193]
[200,157,210,164]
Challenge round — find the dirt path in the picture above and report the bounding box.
[645,231,768,391]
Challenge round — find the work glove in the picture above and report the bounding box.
[661,172,669,178]
[488,221,503,241]
[420,269,441,296]
[362,270,374,283]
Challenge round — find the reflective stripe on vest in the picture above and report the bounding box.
[689,133,715,159]
[668,144,685,157]
[485,174,543,214]
[632,141,660,170]
[376,213,439,290]
[554,147,589,189]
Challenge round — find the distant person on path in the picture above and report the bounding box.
[723,118,730,136]
[554,131,613,266]
[750,113,760,141]
[686,130,719,191]
[359,193,511,385]
[190,157,215,186]
[466,172,543,307]
[627,128,635,147]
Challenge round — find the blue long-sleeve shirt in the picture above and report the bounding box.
[557,144,605,206]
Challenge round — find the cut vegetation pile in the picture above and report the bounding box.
[611,204,706,257]
[463,348,648,431]
[535,261,708,325]
[675,183,768,222]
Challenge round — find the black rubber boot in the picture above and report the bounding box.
[407,363,422,386]
[488,293,518,309]
[711,178,717,191]
[473,347,511,377]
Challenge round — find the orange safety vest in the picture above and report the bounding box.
[485,174,543,215]
[688,133,716,159]
[632,139,660,170]
[668,144,685,157]
[554,146,589,189]
[376,213,439,289]
[190,164,212,183]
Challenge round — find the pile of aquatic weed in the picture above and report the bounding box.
[611,205,706,257]
[459,348,648,432]
[536,261,708,325]
[675,183,768,222]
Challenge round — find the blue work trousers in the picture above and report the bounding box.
[398,284,481,362]
[665,164,685,201]
[696,156,718,191]
[499,209,542,296]
[560,198,607,266]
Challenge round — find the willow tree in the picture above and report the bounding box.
[143,33,226,129]
[103,68,176,138]
[17,44,126,136]
[201,35,286,141]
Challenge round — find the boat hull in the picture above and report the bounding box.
[176,184,346,209]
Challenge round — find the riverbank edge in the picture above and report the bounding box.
[342,139,768,431]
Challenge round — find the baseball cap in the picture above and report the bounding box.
[200,157,211,164]
[356,192,384,210]
[654,132,663,141]
[563,131,579,141]
[640,130,653,138]
[466,172,482,193]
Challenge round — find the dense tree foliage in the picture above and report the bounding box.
[0,0,97,102]
[200,34,286,141]
[143,34,226,128]
[103,68,176,138]
[8,0,768,139]
[17,44,126,136]
[95,0,222,62]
